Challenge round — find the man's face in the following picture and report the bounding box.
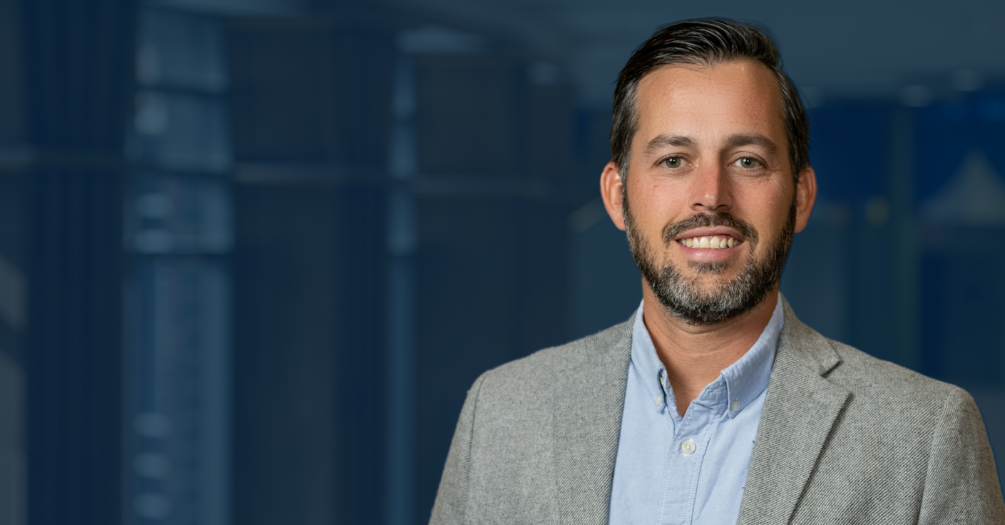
[607,59,815,325]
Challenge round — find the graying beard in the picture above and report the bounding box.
[688,260,729,275]
[623,196,794,325]
[651,251,763,324]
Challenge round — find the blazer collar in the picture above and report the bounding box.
[551,318,633,525]
[736,296,851,524]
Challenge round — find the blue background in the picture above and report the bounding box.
[0,1,1004,524]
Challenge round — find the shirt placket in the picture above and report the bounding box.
[659,373,723,525]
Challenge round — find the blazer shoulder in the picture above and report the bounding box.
[477,319,633,393]
[819,338,1004,522]
[824,337,969,415]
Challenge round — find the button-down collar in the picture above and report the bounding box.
[630,295,783,419]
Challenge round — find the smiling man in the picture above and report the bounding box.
[431,19,1005,525]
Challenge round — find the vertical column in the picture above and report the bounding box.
[887,106,920,370]
[228,17,394,525]
[405,43,577,521]
[122,8,233,525]
[0,0,24,145]
[840,104,898,360]
[0,1,28,517]
[0,178,25,525]
[332,185,388,524]
[385,55,418,525]
[19,1,136,524]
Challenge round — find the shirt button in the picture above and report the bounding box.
[654,395,662,407]
[731,400,740,412]
[681,439,695,455]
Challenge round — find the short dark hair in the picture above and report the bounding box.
[610,18,810,181]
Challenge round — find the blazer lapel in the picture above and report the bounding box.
[551,320,633,525]
[737,299,851,525]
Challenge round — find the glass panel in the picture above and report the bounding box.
[128,91,232,174]
[137,10,227,93]
[125,173,233,255]
[123,257,231,525]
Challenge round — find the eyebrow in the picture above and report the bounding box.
[644,135,696,154]
[723,134,779,154]
[643,133,779,155]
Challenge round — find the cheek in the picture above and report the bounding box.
[629,179,687,227]
[732,183,793,245]
[752,201,794,248]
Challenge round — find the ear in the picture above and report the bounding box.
[600,161,627,231]
[794,166,817,233]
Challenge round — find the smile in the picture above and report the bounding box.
[677,235,742,249]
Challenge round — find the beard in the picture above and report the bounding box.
[624,194,796,325]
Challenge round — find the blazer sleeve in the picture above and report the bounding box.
[429,372,487,525]
[918,387,1005,524]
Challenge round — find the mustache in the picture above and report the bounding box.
[662,212,759,246]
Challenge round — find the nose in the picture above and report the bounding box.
[690,162,731,213]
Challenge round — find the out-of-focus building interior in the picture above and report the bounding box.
[1,0,1005,523]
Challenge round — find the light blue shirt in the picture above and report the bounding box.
[609,295,782,525]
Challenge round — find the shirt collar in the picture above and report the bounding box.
[630,294,783,418]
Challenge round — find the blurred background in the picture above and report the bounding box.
[0,0,1004,523]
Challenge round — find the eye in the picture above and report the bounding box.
[734,157,762,169]
[662,156,684,169]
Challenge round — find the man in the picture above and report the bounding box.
[431,18,1005,524]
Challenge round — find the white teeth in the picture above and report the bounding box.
[679,235,741,250]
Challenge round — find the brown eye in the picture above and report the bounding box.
[663,157,683,168]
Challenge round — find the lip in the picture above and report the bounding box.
[673,227,745,242]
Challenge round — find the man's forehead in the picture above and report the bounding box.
[635,59,778,100]
[632,59,785,144]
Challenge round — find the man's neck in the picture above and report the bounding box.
[641,285,779,418]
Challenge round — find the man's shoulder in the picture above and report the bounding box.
[766,325,1004,523]
[826,337,958,395]
[780,300,966,413]
[453,319,632,447]
[474,319,632,395]
[819,336,973,421]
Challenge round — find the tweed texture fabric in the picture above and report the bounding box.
[430,297,1005,524]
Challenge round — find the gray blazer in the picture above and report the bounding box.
[430,299,1005,524]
